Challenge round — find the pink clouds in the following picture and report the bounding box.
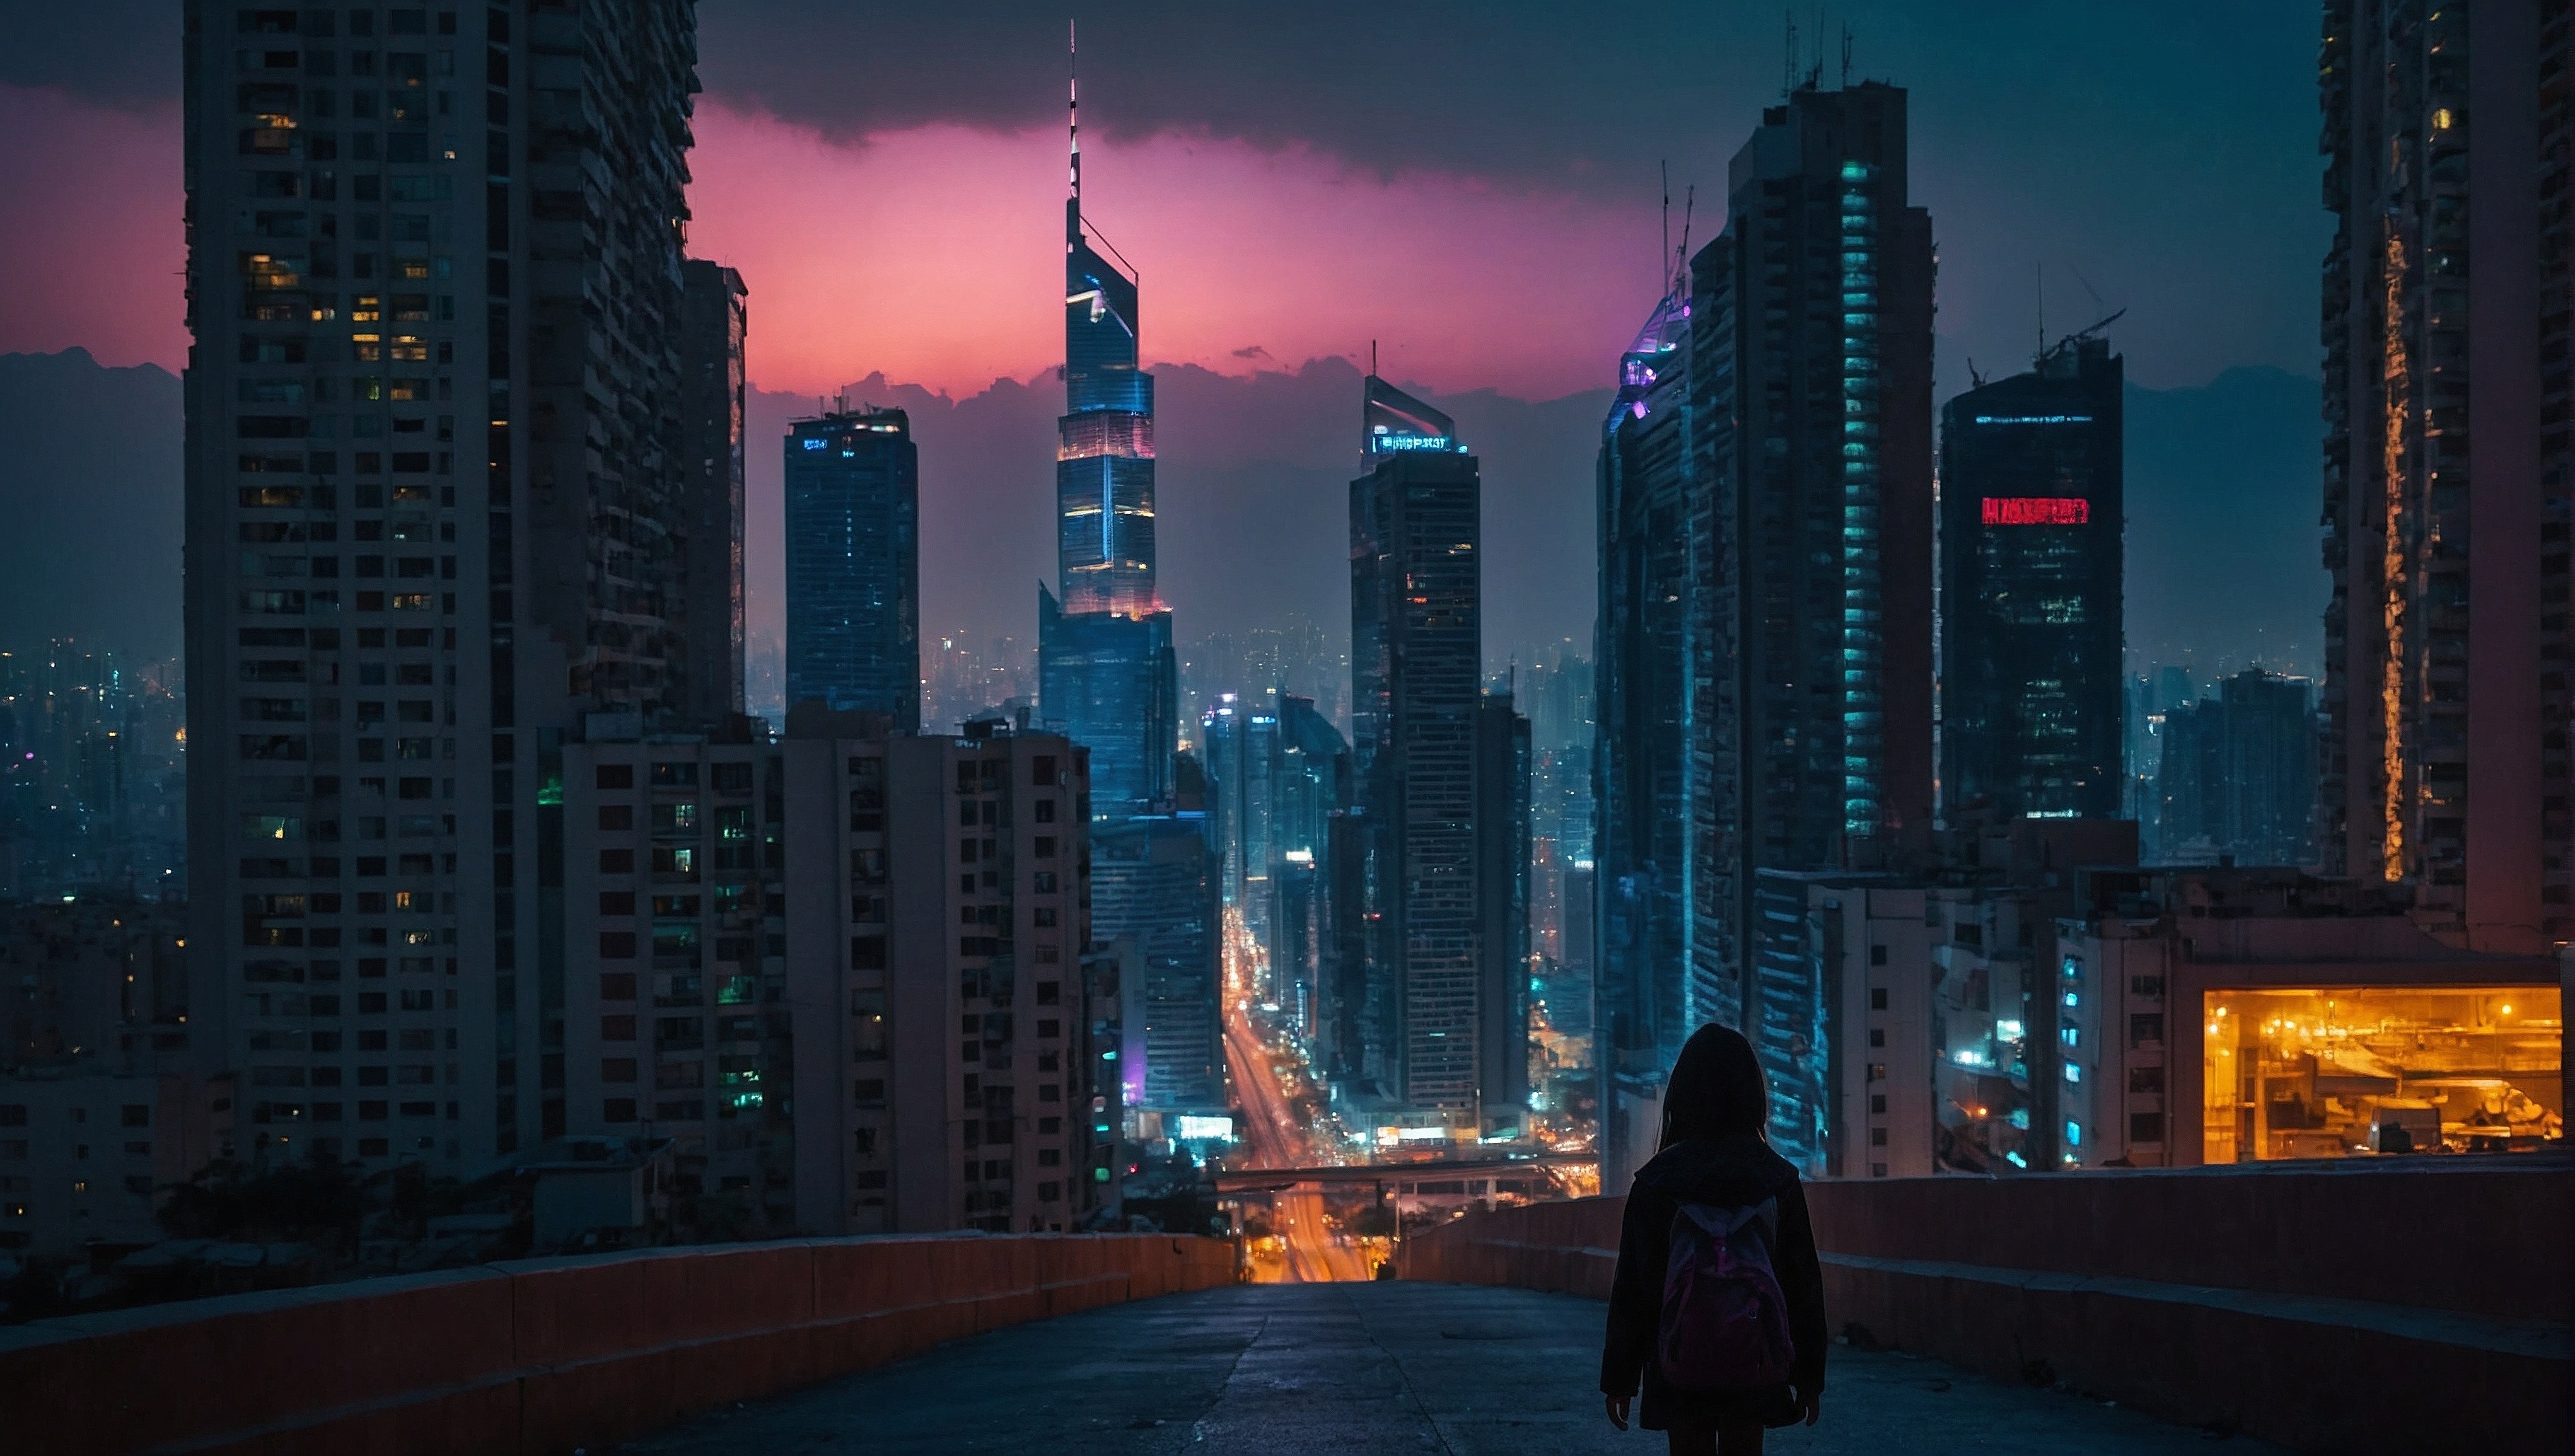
[0,86,187,370]
[686,100,1664,402]
[0,83,1669,404]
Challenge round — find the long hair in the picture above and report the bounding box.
[1658,1023,1768,1149]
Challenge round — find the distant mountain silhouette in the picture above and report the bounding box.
[0,349,183,662]
[0,346,2321,697]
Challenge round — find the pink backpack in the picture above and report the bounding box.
[1656,1198,1796,1390]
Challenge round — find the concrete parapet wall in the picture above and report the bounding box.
[1397,1158,2571,1455]
[1,1232,1236,1454]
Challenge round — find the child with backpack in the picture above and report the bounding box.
[1600,1024,1827,1454]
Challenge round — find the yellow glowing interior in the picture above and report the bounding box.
[2202,986,2561,1163]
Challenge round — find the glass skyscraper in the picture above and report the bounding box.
[784,408,920,731]
[1939,332,2124,821]
[1349,376,1493,1126]
[1040,72,1175,816]
[1589,81,1936,1182]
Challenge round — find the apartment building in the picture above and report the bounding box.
[560,730,791,1235]
[785,718,1096,1235]
[184,0,730,1176]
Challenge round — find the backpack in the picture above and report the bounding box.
[1656,1198,1796,1390]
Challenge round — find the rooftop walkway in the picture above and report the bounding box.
[616,1282,2281,1455]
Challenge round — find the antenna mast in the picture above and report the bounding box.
[1675,185,1696,294]
[1066,21,1081,244]
[1783,11,1797,96]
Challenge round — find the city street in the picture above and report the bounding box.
[1221,1003,1373,1283]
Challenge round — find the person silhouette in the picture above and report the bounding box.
[1600,1024,1827,1454]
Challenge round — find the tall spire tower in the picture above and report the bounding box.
[1040,28,1175,814]
[1066,20,1081,244]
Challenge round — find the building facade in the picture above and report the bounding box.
[782,720,1096,1234]
[559,732,792,1238]
[1089,814,1222,1113]
[2155,670,2320,867]
[2058,866,2559,1167]
[2320,1,2562,949]
[1040,95,1175,817]
[677,262,748,731]
[1473,693,1532,1134]
[784,408,920,731]
[1939,332,2125,821]
[1350,376,1489,1126]
[1693,82,1938,1021]
[1269,694,1351,1052]
[183,0,729,1174]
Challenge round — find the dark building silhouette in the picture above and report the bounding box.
[1040,74,1175,815]
[1590,79,1936,1184]
[2156,670,2318,868]
[1474,693,1532,1133]
[183,0,718,1170]
[784,409,920,731]
[1593,278,1711,1170]
[1269,693,1351,1053]
[1939,331,2125,821]
[1694,81,1936,1168]
[678,262,748,727]
[2321,3,2559,949]
[1349,376,1489,1124]
[1090,814,1223,1112]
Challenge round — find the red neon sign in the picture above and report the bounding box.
[1982,497,2090,526]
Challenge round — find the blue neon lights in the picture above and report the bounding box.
[1837,159,1885,841]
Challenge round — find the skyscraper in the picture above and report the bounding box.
[1593,275,1711,1163]
[781,720,1098,1235]
[1939,330,2125,820]
[2320,2,2559,950]
[184,1,718,1170]
[2156,670,2320,867]
[1350,376,1488,1126]
[784,408,921,731]
[677,262,748,729]
[1695,79,1936,1112]
[1040,53,1176,816]
[1473,693,1532,1134]
[1269,693,1351,1049]
[1089,814,1223,1112]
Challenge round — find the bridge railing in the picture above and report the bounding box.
[1395,1155,2571,1456]
[2,1231,1235,1455]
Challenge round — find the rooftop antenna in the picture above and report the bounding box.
[2036,260,2046,363]
[1840,23,1853,86]
[1660,160,1670,294]
[1810,4,1827,88]
[1066,20,1081,243]
[1783,11,1798,96]
[1673,184,1696,294]
[1369,338,1378,379]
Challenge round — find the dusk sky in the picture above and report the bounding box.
[4,1,2324,397]
[0,1,2332,677]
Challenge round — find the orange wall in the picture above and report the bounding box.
[1,1232,1236,1454]
[1397,1160,2571,1455]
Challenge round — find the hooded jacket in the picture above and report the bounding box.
[1598,1131,1828,1430]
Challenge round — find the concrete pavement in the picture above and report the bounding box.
[613,1281,2286,1455]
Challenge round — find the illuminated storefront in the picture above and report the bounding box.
[2201,986,2562,1163]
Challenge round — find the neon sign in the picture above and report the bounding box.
[800,437,827,451]
[1982,497,2089,526]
